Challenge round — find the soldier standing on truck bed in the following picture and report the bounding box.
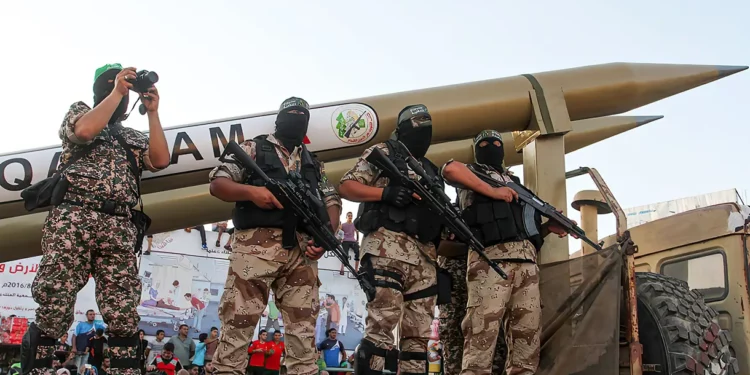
[208,97,342,375]
[339,104,443,375]
[438,253,508,375]
[440,130,571,375]
[22,63,171,375]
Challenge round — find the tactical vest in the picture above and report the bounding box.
[461,164,544,250]
[354,140,444,244]
[232,135,331,234]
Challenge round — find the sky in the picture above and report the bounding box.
[0,1,748,254]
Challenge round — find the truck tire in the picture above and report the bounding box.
[636,272,739,375]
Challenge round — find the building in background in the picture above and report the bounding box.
[570,188,746,259]
[624,188,745,228]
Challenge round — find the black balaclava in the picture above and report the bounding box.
[274,97,310,152]
[473,129,505,171]
[93,68,129,125]
[395,104,432,159]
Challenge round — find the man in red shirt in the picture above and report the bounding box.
[147,342,183,375]
[264,331,286,375]
[185,293,206,333]
[246,330,269,375]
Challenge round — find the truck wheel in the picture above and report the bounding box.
[636,272,739,375]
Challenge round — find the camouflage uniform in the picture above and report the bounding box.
[444,163,541,375]
[30,101,164,375]
[437,254,507,375]
[341,143,438,375]
[209,134,341,375]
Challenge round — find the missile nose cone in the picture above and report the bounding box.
[531,63,748,120]
[716,65,749,79]
[634,115,664,127]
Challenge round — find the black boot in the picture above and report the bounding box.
[107,335,141,375]
[20,323,56,375]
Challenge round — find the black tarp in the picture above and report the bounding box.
[537,246,623,375]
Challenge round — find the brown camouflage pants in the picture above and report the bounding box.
[438,255,507,375]
[361,255,437,374]
[212,235,319,375]
[460,254,540,375]
[31,204,142,375]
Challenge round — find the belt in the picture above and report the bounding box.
[61,191,131,217]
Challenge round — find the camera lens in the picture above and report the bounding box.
[144,71,159,84]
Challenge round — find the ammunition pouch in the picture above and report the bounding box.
[357,203,441,243]
[355,140,443,244]
[463,196,528,247]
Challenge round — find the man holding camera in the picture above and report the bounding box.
[23,63,170,375]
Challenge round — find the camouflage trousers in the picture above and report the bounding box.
[360,254,437,374]
[438,255,507,375]
[460,253,541,375]
[212,232,319,375]
[31,204,142,375]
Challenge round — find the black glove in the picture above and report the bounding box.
[381,186,414,208]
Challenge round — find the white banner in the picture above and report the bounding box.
[0,102,379,204]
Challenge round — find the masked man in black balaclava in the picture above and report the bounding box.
[22,63,170,375]
[339,104,445,375]
[439,130,571,375]
[208,97,342,375]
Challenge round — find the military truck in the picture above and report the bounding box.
[562,167,742,375]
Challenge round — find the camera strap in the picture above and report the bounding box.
[118,97,142,123]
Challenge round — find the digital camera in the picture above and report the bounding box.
[127,70,159,93]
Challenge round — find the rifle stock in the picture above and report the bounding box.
[219,141,377,301]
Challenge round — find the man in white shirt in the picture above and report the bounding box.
[338,297,349,335]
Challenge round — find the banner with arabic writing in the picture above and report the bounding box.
[0,256,99,324]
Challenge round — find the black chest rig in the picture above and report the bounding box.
[232,135,331,242]
[461,164,544,250]
[354,140,444,244]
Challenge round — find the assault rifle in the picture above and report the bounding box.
[466,164,603,251]
[219,141,377,301]
[366,147,508,279]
